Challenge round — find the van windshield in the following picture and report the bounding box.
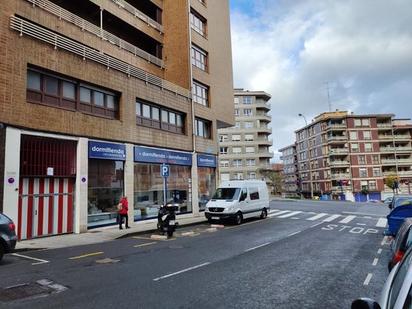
[212,188,241,201]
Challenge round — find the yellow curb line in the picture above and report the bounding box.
[69,251,104,260]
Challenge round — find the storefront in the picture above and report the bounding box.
[134,146,192,221]
[197,154,217,211]
[87,141,126,228]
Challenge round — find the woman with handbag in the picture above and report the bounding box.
[117,196,130,230]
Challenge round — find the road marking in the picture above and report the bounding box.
[377,249,382,255]
[372,258,379,266]
[376,218,387,228]
[69,252,103,260]
[288,231,301,237]
[339,215,356,224]
[356,223,366,226]
[310,222,324,228]
[132,236,153,240]
[268,210,290,217]
[134,242,157,248]
[323,214,340,222]
[343,211,382,218]
[307,213,328,221]
[12,253,50,265]
[363,216,373,219]
[381,236,389,246]
[245,242,270,252]
[153,262,210,281]
[277,211,302,218]
[363,273,373,286]
[269,209,280,213]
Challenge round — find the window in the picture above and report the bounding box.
[372,155,380,164]
[363,131,371,140]
[234,109,239,116]
[136,99,185,134]
[349,131,358,140]
[243,109,252,116]
[235,173,244,180]
[192,80,209,107]
[359,168,368,178]
[219,135,228,142]
[195,118,211,139]
[221,173,230,181]
[233,159,242,167]
[248,172,256,180]
[243,96,253,104]
[246,159,256,166]
[234,97,240,105]
[365,143,373,152]
[220,160,229,168]
[246,146,255,153]
[249,188,260,200]
[244,122,254,129]
[220,147,228,154]
[351,143,359,152]
[190,10,206,36]
[232,147,242,154]
[245,134,254,141]
[26,68,119,119]
[354,119,361,126]
[358,155,366,164]
[235,122,241,129]
[362,119,370,126]
[373,167,381,177]
[191,45,208,71]
[232,134,241,141]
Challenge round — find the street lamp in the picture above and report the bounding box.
[298,113,314,199]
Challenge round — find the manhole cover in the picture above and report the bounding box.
[0,279,67,302]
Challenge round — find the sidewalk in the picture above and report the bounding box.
[16,214,207,251]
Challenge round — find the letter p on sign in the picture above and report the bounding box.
[161,164,170,178]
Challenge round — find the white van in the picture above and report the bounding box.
[204,180,270,225]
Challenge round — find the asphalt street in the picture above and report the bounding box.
[0,200,392,309]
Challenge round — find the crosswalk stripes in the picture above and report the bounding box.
[307,213,328,221]
[376,218,387,228]
[322,214,341,222]
[339,215,356,224]
[268,210,290,217]
[276,211,302,218]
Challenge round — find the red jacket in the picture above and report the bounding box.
[118,198,128,215]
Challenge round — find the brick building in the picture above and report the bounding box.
[279,144,298,198]
[279,111,412,201]
[0,0,234,239]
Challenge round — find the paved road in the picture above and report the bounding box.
[0,200,391,308]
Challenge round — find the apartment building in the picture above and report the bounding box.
[279,144,298,197]
[218,89,273,182]
[0,0,234,239]
[280,111,412,201]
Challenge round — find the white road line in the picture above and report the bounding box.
[277,211,302,218]
[343,211,382,217]
[356,223,366,226]
[339,215,356,224]
[310,222,324,228]
[307,213,328,221]
[323,214,340,222]
[381,236,388,246]
[245,242,271,252]
[153,262,210,281]
[377,249,382,255]
[268,210,290,218]
[363,273,373,286]
[372,258,379,266]
[376,218,387,228]
[363,216,373,219]
[12,253,49,265]
[269,209,280,213]
[288,231,301,237]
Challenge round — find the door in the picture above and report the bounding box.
[18,177,74,240]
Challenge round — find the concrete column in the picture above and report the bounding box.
[2,127,21,225]
[191,153,199,216]
[75,138,89,233]
[124,143,134,225]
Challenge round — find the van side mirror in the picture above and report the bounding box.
[351,298,381,309]
[239,192,247,202]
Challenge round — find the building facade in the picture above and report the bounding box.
[218,89,273,182]
[280,111,412,201]
[279,144,298,197]
[0,0,234,239]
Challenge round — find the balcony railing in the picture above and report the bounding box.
[327,123,346,129]
[380,147,412,152]
[330,160,350,166]
[111,0,163,33]
[331,173,350,180]
[328,135,347,141]
[377,123,392,128]
[378,135,394,139]
[26,0,164,67]
[382,159,412,165]
[394,135,411,140]
[10,16,190,99]
[329,148,349,155]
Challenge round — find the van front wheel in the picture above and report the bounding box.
[260,208,268,219]
[235,212,243,225]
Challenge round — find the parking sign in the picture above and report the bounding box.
[161,164,170,177]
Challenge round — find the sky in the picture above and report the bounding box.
[229,0,412,162]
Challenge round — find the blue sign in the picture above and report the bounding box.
[197,154,217,168]
[89,141,126,161]
[134,146,192,166]
[161,164,170,177]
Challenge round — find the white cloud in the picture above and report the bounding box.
[230,0,412,161]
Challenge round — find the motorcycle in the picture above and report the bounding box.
[157,203,179,237]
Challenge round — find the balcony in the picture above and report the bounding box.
[25,0,164,67]
[258,151,274,159]
[255,114,271,122]
[380,146,412,153]
[331,173,350,180]
[328,135,347,142]
[378,135,394,140]
[399,171,412,177]
[394,134,411,140]
[256,138,272,146]
[329,160,350,166]
[329,148,349,155]
[331,185,351,191]
[327,123,346,130]
[377,123,392,128]
[382,158,412,165]
[255,102,271,111]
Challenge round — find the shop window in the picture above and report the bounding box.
[198,167,216,211]
[26,67,119,119]
[136,99,185,134]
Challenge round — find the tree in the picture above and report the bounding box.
[385,175,399,192]
[258,168,283,195]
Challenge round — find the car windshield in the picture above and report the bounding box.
[395,197,412,207]
[212,188,241,201]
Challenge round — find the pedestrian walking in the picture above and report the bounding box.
[117,196,130,230]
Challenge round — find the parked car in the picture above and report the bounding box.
[384,202,412,237]
[388,218,412,272]
[0,213,17,262]
[352,245,412,308]
[388,194,412,209]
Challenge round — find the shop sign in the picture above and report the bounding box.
[89,141,126,161]
[134,146,192,166]
[197,154,217,168]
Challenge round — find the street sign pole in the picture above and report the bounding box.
[161,164,170,206]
